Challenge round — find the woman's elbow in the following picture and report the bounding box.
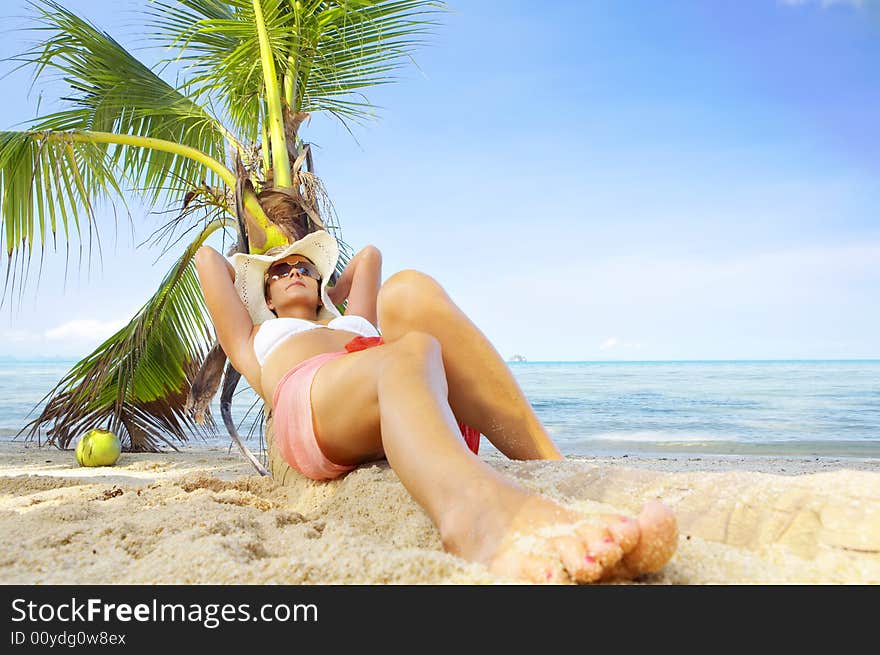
[194,245,231,279]
[194,245,215,272]
[360,245,382,262]
[194,245,235,287]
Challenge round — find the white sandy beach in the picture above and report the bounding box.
[0,440,878,584]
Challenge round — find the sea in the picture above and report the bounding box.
[1,359,878,459]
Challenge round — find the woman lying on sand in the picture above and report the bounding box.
[195,230,678,583]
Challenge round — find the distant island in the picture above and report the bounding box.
[509,354,528,362]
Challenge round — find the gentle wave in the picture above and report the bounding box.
[587,430,727,443]
[2,359,879,458]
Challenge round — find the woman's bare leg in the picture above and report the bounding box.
[377,270,561,460]
[309,332,678,583]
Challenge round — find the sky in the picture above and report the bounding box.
[0,0,878,361]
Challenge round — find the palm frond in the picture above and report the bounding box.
[19,220,232,451]
[147,0,448,137]
[16,0,233,204]
[0,129,126,301]
[146,0,289,143]
[301,0,447,121]
[141,181,233,259]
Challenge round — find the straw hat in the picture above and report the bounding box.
[229,230,342,324]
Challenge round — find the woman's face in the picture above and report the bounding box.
[264,255,321,313]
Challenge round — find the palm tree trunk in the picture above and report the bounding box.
[253,0,292,189]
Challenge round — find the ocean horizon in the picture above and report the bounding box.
[2,356,878,362]
[2,358,878,459]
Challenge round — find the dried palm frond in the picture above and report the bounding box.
[184,340,228,425]
[18,225,223,451]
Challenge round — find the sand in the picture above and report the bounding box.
[0,440,877,584]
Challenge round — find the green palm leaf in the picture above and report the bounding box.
[146,0,288,143]
[0,127,235,298]
[0,129,126,299]
[19,219,232,451]
[300,0,445,122]
[147,0,447,138]
[17,0,234,204]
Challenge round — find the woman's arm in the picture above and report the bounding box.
[193,246,257,378]
[327,245,382,327]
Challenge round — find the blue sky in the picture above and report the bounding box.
[0,0,877,361]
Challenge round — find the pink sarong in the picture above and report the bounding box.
[272,336,481,481]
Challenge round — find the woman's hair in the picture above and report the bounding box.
[263,249,322,316]
[256,189,310,243]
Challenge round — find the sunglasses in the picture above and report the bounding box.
[265,259,321,284]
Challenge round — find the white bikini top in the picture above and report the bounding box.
[253,315,380,365]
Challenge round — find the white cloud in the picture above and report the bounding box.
[0,329,41,344]
[467,240,879,360]
[599,337,643,352]
[0,319,129,358]
[44,319,128,341]
[780,0,865,8]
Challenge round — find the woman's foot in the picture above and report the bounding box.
[440,482,678,583]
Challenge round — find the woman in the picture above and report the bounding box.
[194,230,678,583]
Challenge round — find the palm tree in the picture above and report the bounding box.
[2,0,445,468]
